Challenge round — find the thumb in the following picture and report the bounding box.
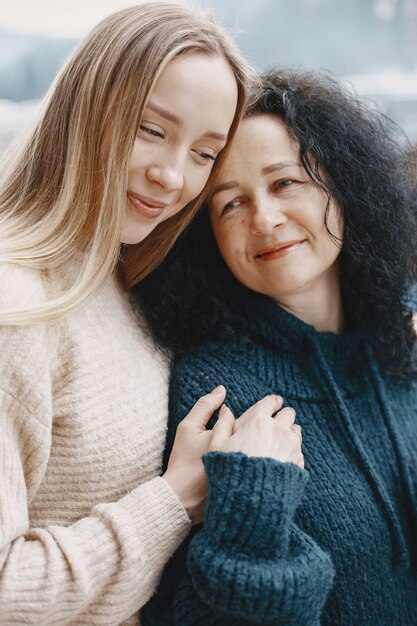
[210,404,235,450]
[181,386,226,431]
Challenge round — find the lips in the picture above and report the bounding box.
[255,239,306,261]
[127,190,168,219]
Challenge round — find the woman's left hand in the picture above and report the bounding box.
[208,395,304,469]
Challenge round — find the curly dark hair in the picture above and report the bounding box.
[135,67,417,378]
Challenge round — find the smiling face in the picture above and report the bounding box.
[121,52,238,244]
[209,114,343,305]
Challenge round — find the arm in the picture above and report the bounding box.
[0,321,191,626]
[174,452,333,625]
[143,358,334,626]
[0,266,191,625]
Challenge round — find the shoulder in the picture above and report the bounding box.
[172,336,251,388]
[0,263,49,309]
[0,264,56,384]
[170,335,265,422]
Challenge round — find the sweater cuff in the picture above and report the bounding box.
[202,452,308,557]
[115,476,191,566]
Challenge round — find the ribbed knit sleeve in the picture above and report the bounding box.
[0,265,191,625]
[172,452,333,625]
[142,352,334,626]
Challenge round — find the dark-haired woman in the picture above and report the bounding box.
[137,68,417,625]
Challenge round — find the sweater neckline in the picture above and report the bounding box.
[234,291,364,355]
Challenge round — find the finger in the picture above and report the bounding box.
[235,395,284,428]
[274,406,297,427]
[181,386,226,430]
[210,405,235,449]
[290,424,303,444]
[255,394,284,416]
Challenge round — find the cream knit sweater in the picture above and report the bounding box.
[0,264,191,625]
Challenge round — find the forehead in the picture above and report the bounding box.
[150,52,236,106]
[217,114,300,181]
[146,52,238,136]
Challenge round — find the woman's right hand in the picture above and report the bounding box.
[163,392,303,525]
[162,385,227,524]
[210,394,304,469]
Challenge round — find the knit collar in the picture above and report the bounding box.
[232,290,364,356]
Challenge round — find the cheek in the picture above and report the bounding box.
[322,199,344,239]
[185,166,213,203]
[314,221,342,268]
[219,238,247,281]
[323,211,343,262]
[127,140,146,174]
[214,219,248,266]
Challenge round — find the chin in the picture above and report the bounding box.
[120,226,154,245]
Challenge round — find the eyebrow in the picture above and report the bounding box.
[146,101,227,143]
[211,181,239,197]
[147,101,183,126]
[262,160,300,175]
[212,160,300,197]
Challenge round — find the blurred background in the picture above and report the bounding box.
[1,0,417,154]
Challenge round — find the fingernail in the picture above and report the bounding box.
[212,385,225,394]
[219,404,227,416]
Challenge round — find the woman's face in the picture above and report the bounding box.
[209,114,343,304]
[121,52,238,244]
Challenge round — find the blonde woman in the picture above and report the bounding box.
[0,4,257,624]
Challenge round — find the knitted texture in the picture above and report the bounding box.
[0,264,191,626]
[142,295,417,625]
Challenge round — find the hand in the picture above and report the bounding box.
[163,385,228,524]
[209,395,304,469]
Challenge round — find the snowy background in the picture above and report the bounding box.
[1,0,417,154]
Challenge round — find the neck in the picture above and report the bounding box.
[274,267,344,334]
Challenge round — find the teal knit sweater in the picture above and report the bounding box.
[142,297,417,625]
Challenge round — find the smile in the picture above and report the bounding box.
[255,240,306,261]
[127,191,168,219]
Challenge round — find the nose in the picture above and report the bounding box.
[147,158,184,193]
[250,197,287,235]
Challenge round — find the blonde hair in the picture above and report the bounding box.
[0,2,254,325]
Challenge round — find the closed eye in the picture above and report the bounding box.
[192,148,217,164]
[139,124,164,138]
[198,151,217,162]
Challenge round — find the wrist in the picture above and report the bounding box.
[203,452,308,555]
[162,468,206,525]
